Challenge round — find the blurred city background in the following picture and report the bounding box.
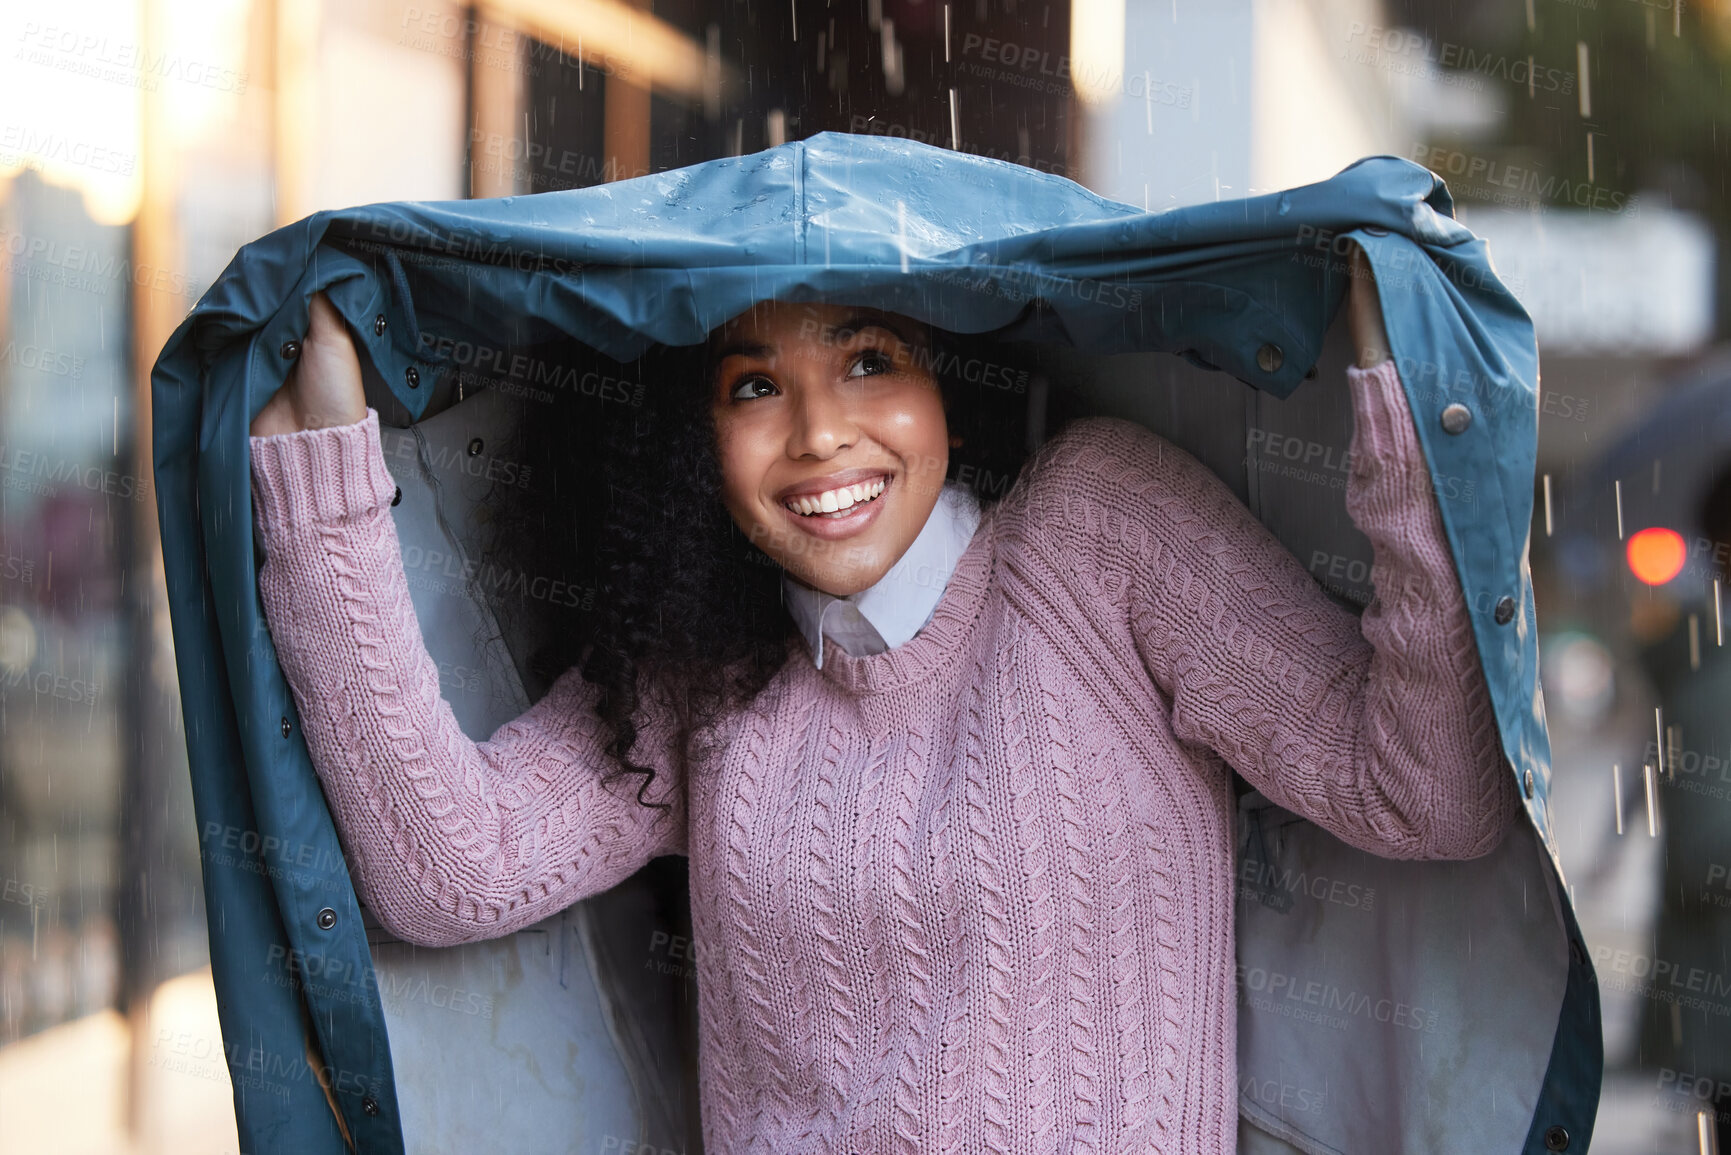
[0,0,1726,1150]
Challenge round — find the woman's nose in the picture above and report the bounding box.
[788,380,860,458]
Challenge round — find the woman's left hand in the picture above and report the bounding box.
[1346,243,1391,370]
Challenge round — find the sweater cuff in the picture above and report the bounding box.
[1345,358,1417,467]
[250,408,397,537]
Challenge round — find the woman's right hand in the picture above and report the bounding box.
[250,291,368,437]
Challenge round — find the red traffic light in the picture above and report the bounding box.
[1626,527,1687,586]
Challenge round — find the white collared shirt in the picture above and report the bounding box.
[781,481,983,669]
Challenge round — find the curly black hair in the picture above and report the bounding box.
[467,314,1036,814]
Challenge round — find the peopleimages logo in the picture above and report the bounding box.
[413,332,644,406]
[0,228,203,299]
[0,125,134,175]
[1411,145,1637,214]
[1236,963,1440,1033]
[0,442,151,503]
[13,22,250,93]
[0,339,84,379]
[1343,23,1575,95]
[1238,855,1377,913]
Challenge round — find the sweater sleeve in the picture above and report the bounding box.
[1052,362,1519,861]
[249,408,687,947]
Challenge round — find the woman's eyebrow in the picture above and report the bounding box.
[834,313,916,346]
[711,337,774,362]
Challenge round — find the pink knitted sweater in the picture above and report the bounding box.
[249,359,1518,1155]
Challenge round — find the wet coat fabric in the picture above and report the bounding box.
[150,131,1601,1155]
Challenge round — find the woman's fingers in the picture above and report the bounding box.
[248,292,368,436]
[293,292,367,430]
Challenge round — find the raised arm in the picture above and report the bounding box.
[1031,356,1518,860]
[250,410,687,947]
[1100,359,1518,859]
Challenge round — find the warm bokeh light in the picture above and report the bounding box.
[1627,526,1688,585]
[1070,0,1125,107]
[159,0,253,143]
[0,969,239,1154]
[0,0,143,224]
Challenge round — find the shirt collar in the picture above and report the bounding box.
[782,481,983,669]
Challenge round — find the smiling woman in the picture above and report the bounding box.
[454,300,1033,807]
[243,256,1520,1154]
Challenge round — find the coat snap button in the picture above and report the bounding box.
[391,486,402,507]
[405,366,420,389]
[361,1095,380,1117]
[1441,403,1473,434]
[1524,768,1535,798]
[280,340,301,360]
[374,314,387,337]
[467,438,484,457]
[1256,343,1284,373]
[316,907,337,930]
[1494,595,1516,625]
[1543,1124,1569,1151]
[281,716,291,739]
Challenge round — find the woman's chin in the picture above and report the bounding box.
[766,521,910,594]
[780,547,896,597]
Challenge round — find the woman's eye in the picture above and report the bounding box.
[847,349,893,378]
[729,375,777,401]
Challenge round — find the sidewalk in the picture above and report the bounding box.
[0,968,239,1155]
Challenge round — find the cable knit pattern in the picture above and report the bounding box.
[249,360,1519,1154]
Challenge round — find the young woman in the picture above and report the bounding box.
[247,246,1519,1153]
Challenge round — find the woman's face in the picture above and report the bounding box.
[709,301,951,597]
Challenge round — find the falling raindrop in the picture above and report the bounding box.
[896,199,909,274]
[1612,764,1623,835]
[1644,762,1658,837]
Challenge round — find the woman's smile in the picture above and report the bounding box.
[778,471,894,538]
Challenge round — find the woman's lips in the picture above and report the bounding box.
[780,474,893,541]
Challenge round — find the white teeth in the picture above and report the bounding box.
[786,476,887,517]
